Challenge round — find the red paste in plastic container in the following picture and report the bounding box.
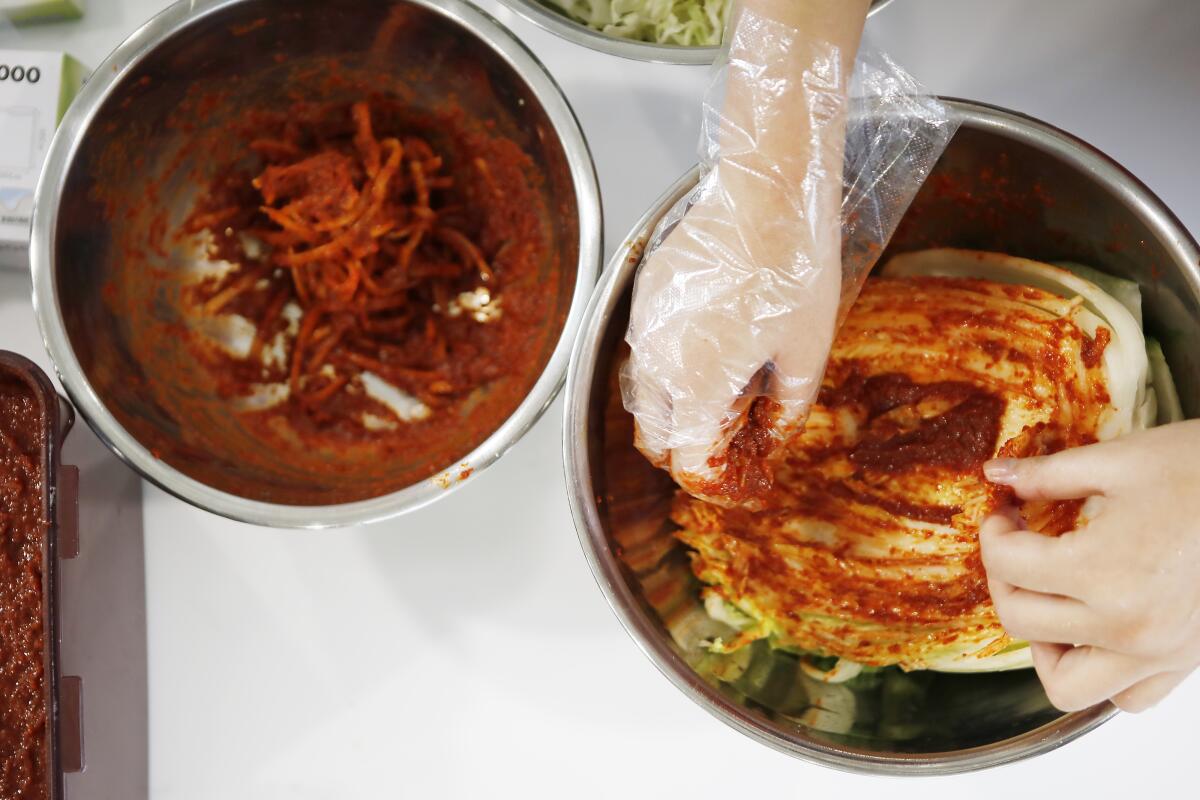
[0,375,49,800]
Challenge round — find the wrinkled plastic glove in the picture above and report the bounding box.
[623,0,869,505]
[980,421,1200,713]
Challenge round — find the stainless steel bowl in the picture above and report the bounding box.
[563,99,1200,774]
[498,0,895,65]
[32,0,601,528]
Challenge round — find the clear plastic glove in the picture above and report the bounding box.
[980,421,1200,713]
[623,0,869,503]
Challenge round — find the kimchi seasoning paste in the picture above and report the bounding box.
[829,373,1006,476]
[701,396,782,505]
[0,377,49,800]
[176,99,549,431]
[100,78,561,505]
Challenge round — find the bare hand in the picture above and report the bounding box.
[980,421,1200,713]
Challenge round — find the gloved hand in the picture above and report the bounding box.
[623,0,870,505]
[981,421,1200,712]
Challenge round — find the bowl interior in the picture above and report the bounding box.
[581,111,1199,766]
[51,0,582,506]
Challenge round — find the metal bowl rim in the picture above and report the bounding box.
[496,0,895,65]
[31,0,603,529]
[562,97,1200,773]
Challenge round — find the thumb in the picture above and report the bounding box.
[983,442,1119,501]
[763,222,841,432]
[660,311,773,492]
[667,369,758,494]
[767,308,838,437]
[764,363,823,439]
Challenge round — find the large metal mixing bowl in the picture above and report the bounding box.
[563,99,1200,774]
[32,0,601,527]
[497,0,895,65]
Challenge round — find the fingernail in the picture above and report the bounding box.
[984,459,1019,484]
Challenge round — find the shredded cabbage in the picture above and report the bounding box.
[541,0,729,46]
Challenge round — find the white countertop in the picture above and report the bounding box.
[2,1,1198,798]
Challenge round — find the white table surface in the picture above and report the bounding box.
[3,1,1199,798]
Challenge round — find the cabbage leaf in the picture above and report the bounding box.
[542,0,728,46]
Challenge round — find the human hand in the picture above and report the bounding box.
[623,0,868,504]
[980,421,1200,713]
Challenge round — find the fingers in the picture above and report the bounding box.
[1111,671,1190,714]
[979,510,1084,597]
[626,227,769,485]
[768,289,838,436]
[988,578,1099,645]
[650,266,820,488]
[766,364,823,438]
[667,332,765,486]
[1030,642,1155,712]
[984,441,1124,501]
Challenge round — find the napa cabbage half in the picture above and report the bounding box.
[675,250,1174,679]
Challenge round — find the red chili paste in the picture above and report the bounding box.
[0,376,49,800]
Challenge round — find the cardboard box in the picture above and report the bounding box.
[0,1,84,24]
[0,49,84,271]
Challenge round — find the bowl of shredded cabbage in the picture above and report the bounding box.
[498,0,895,63]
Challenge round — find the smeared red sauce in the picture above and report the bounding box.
[0,376,49,800]
[826,480,959,526]
[1081,325,1111,368]
[738,528,992,625]
[995,420,1098,535]
[850,390,1005,473]
[699,397,781,505]
[822,373,1004,474]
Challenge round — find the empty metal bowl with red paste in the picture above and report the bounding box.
[32,0,601,527]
